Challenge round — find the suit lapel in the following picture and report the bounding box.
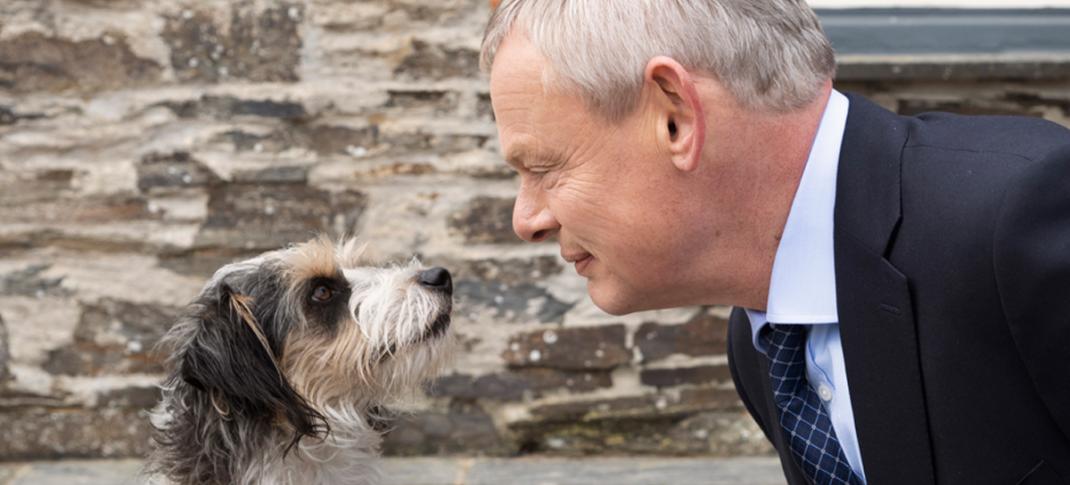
[834,94,936,485]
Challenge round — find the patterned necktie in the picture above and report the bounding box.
[762,324,863,485]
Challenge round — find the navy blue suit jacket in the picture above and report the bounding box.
[728,93,1070,485]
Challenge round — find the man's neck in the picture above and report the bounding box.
[725,85,834,311]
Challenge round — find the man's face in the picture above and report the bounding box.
[489,33,724,315]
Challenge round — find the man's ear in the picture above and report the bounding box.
[179,281,327,451]
[643,56,706,172]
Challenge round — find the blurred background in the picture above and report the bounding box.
[0,0,1068,481]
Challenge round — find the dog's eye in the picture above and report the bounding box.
[311,285,334,303]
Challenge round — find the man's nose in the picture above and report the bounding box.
[512,188,559,243]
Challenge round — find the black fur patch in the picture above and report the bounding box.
[300,274,352,334]
[154,265,330,484]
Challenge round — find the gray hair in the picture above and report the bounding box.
[481,0,836,120]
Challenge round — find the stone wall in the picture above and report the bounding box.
[1,0,1069,460]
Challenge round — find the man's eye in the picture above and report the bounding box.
[311,285,334,303]
[525,164,556,177]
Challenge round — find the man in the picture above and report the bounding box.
[481,1,1070,484]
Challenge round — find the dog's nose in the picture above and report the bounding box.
[418,267,452,293]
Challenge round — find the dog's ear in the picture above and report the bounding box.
[179,280,328,450]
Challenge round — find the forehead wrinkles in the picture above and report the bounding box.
[497,83,585,171]
[493,87,542,159]
[490,36,562,159]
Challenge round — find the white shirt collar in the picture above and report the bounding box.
[746,90,849,344]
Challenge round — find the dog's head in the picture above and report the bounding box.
[158,236,453,451]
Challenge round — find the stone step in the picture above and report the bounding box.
[0,456,786,485]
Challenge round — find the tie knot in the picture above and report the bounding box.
[761,323,809,360]
[761,324,810,404]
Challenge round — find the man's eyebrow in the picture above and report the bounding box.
[504,145,561,168]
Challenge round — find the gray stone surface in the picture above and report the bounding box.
[819,9,1070,57]
[459,457,787,485]
[836,54,1070,82]
[0,457,786,485]
[0,460,145,485]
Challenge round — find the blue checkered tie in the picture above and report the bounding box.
[762,324,863,485]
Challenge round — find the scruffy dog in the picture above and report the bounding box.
[147,237,454,485]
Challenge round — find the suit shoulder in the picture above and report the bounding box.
[904,111,1070,162]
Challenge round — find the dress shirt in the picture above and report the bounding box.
[744,90,867,482]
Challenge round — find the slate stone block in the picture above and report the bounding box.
[0,264,70,298]
[194,183,367,251]
[0,32,161,94]
[448,196,518,245]
[163,4,302,83]
[640,365,732,389]
[43,299,180,376]
[161,95,308,120]
[394,40,480,81]
[635,309,728,362]
[381,401,511,456]
[503,325,631,370]
[137,152,221,193]
[429,368,612,401]
[0,406,151,459]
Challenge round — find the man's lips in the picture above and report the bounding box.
[563,251,594,274]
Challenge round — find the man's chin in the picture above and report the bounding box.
[588,281,645,316]
[588,279,688,315]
